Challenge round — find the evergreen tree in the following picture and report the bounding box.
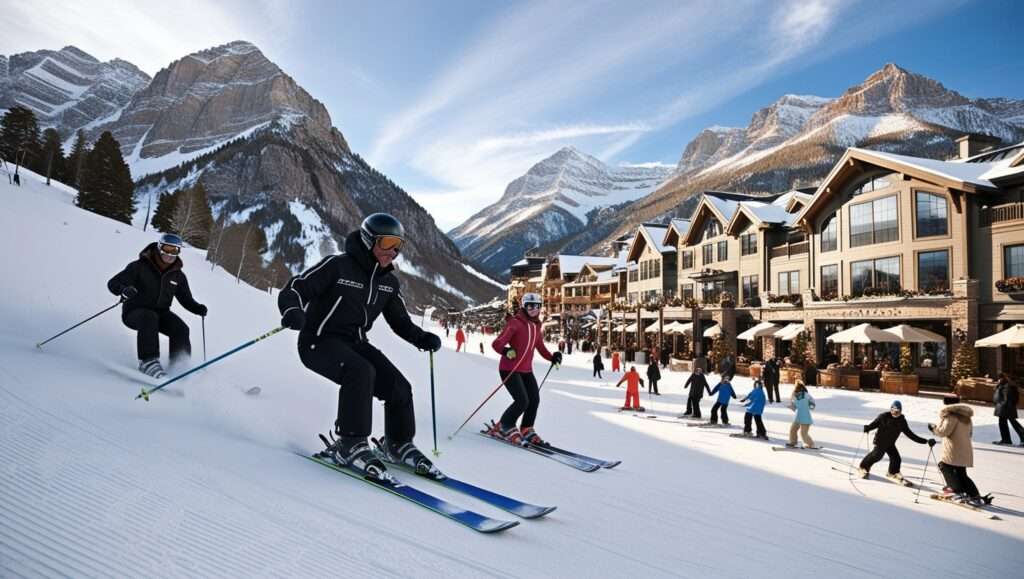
[76,131,135,224]
[65,129,89,189]
[151,189,180,233]
[790,330,811,367]
[0,106,42,169]
[39,128,67,185]
[950,340,979,386]
[899,343,913,375]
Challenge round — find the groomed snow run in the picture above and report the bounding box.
[2,167,1023,577]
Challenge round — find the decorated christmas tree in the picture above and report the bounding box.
[899,343,913,375]
[950,340,979,386]
[789,330,810,367]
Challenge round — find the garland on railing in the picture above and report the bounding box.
[995,277,1024,293]
[766,293,803,306]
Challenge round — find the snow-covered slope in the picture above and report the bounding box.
[449,147,671,279]
[2,169,1023,577]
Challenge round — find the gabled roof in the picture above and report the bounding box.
[725,201,797,236]
[680,195,733,246]
[663,218,691,247]
[553,254,621,277]
[626,224,675,262]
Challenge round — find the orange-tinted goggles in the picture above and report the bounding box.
[159,243,181,256]
[375,235,404,251]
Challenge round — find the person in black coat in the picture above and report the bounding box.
[858,400,935,480]
[763,357,781,403]
[107,233,207,379]
[592,351,604,379]
[993,373,1024,445]
[682,367,711,418]
[647,362,661,395]
[277,214,442,479]
[718,354,735,380]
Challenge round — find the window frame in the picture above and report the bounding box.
[850,255,902,297]
[717,240,728,261]
[916,248,950,293]
[777,270,800,296]
[914,190,950,239]
[741,275,759,303]
[849,194,899,248]
[820,264,839,299]
[820,212,838,253]
[681,250,694,270]
[1004,244,1024,278]
[740,232,758,256]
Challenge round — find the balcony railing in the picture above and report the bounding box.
[982,202,1024,226]
[769,241,810,259]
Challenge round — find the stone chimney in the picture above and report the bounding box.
[956,134,1002,160]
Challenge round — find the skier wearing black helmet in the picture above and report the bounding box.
[107,233,208,379]
[278,213,443,480]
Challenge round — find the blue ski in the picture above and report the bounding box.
[299,453,519,533]
[478,427,601,472]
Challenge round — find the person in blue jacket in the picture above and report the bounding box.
[740,379,768,439]
[786,381,817,448]
[709,375,737,425]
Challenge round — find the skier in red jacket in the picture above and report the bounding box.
[616,366,646,411]
[455,326,466,352]
[485,293,563,445]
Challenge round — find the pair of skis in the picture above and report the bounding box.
[478,421,621,471]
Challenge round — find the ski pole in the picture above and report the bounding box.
[201,316,207,362]
[914,445,937,504]
[136,326,285,401]
[537,361,557,391]
[848,431,868,479]
[449,352,527,439]
[36,299,122,349]
[429,351,439,457]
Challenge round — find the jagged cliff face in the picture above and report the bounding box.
[0,46,150,139]
[448,146,671,279]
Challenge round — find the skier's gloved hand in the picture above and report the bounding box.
[927,438,936,447]
[863,425,870,433]
[417,332,442,352]
[504,347,517,360]
[195,304,208,317]
[281,308,306,331]
[120,286,138,300]
[552,351,563,366]
[927,423,935,433]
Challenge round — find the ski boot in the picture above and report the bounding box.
[756,433,769,441]
[785,442,798,448]
[857,467,869,479]
[139,358,167,380]
[376,437,442,479]
[319,434,391,482]
[740,431,754,438]
[520,427,545,447]
[485,420,523,445]
[885,472,907,485]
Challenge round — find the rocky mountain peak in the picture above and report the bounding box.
[812,63,968,122]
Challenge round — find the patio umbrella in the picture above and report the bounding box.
[773,323,806,341]
[976,324,1024,348]
[826,323,900,344]
[625,323,638,332]
[702,324,721,338]
[645,321,661,333]
[882,324,945,343]
[737,322,780,342]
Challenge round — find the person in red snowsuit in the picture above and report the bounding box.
[455,326,466,352]
[616,366,645,411]
[486,293,562,445]
[611,351,621,372]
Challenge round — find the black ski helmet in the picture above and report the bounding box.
[360,213,405,250]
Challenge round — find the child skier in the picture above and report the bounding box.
[682,367,711,418]
[740,379,768,439]
[708,375,737,425]
[786,381,816,448]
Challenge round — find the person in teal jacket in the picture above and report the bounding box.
[740,379,768,439]
[786,381,816,448]
[709,377,737,425]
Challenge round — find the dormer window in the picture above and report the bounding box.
[851,175,893,197]
[703,219,722,240]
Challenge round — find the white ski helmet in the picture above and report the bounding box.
[521,293,543,308]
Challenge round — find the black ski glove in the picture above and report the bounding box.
[417,332,442,352]
[120,286,138,300]
[927,438,936,447]
[552,351,563,365]
[927,423,935,433]
[863,425,870,433]
[281,308,306,331]
[195,304,208,317]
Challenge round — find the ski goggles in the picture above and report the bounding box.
[524,303,542,310]
[159,243,182,256]
[374,235,404,251]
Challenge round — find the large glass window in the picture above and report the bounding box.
[681,284,694,301]
[701,280,725,303]
[820,213,837,252]
[717,240,728,261]
[681,250,694,269]
[703,219,722,240]
[918,250,949,292]
[850,196,898,247]
[916,192,948,237]
[741,233,757,256]
[742,275,759,304]
[850,256,901,296]
[777,271,800,296]
[852,175,892,197]
[702,244,714,265]
[1005,245,1024,278]
[820,264,839,299]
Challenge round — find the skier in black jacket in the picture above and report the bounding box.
[858,400,935,482]
[646,361,661,395]
[681,367,711,418]
[107,233,207,379]
[278,213,442,480]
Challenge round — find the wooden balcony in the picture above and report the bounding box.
[769,241,809,259]
[982,202,1024,226]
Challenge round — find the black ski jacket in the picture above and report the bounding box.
[684,373,710,399]
[865,412,928,448]
[277,231,426,346]
[647,363,661,381]
[107,243,204,315]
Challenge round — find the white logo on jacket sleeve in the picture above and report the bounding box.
[377,285,394,293]
[337,278,364,289]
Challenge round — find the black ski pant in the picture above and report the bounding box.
[743,412,766,436]
[650,379,659,395]
[593,367,603,378]
[122,308,190,362]
[686,396,703,418]
[298,336,415,443]
[860,444,902,475]
[500,370,540,429]
[938,462,980,498]
[998,417,1024,443]
[765,378,781,403]
[710,402,730,424]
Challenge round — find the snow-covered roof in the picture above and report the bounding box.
[705,194,744,222]
[639,224,675,253]
[663,218,691,247]
[555,254,620,276]
[743,203,796,226]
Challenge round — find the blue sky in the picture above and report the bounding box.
[3,0,1023,231]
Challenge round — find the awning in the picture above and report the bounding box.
[702,324,721,338]
[774,323,806,341]
[625,323,638,332]
[663,321,687,335]
[882,324,945,343]
[644,321,661,333]
[613,324,627,331]
[976,324,1024,348]
[826,323,899,344]
[737,322,780,342]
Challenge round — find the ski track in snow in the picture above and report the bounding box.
[2,166,1024,577]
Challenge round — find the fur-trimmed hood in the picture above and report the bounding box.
[939,403,974,422]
